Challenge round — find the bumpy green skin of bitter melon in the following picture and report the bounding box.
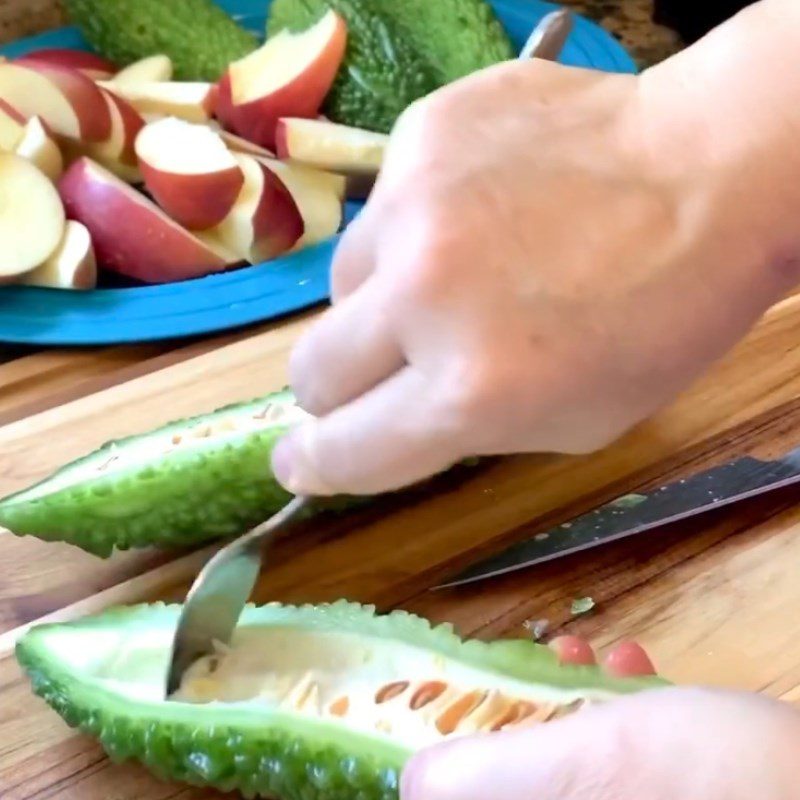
[0,389,362,558]
[266,0,515,133]
[16,601,668,800]
[268,0,440,133]
[63,0,258,81]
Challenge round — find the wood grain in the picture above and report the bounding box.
[3,297,800,797]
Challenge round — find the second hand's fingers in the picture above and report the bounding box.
[271,367,465,496]
[330,207,379,303]
[289,276,405,417]
[603,642,656,677]
[549,635,656,677]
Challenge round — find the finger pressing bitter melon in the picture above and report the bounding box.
[0,389,343,557]
[17,600,667,799]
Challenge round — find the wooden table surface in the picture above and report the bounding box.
[5,289,800,798]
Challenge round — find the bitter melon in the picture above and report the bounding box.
[17,600,667,799]
[266,0,516,132]
[0,389,329,557]
[63,0,258,81]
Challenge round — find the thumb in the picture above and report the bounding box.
[399,701,627,800]
[271,367,464,496]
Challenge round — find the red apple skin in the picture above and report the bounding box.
[274,119,290,160]
[99,88,144,166]
[12,58,112,141]
[250,159,305,260]
[0,98,25,124]
[215,13,347,151]
[58,157,229,283]
[17,48,117,77]
[139,159,245,231]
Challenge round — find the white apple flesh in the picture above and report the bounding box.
[0,152,65,278]
[110,54,173,87]
[98,81,215,124]
[215,9,347,150]
[136,116,245,230]
[0,100,24,151]
[58,157,230,283]
[0,60,111,141]
[19,219,96,289]
[275,116,387,198]
[14,116,63,181]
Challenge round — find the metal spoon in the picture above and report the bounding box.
[163,8,574,700]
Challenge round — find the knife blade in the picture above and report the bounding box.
[434,442,800,589]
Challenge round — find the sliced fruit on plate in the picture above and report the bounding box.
[18,220,96,290]
[15,48,117,80]
[60,88,145,183]
[58,157,231,283]
[0,152,65,279]
[136,116,245,230]
[14,116,63,181]
[109,54,173,87]
[260,157,345,249]
[215,9,347,150]
[0,100,25,150]
[207,153,304,264]
[0,60,112,141]
[276,116,387,198]
[98,80,215,124]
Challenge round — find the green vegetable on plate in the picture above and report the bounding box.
[63,0,258,81]
[266,0,516,132]
[16,600,667,800]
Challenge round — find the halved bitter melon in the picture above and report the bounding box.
[0,389,333,557]
[17,600,667,799]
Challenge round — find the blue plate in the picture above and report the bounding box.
[0,0,636,345]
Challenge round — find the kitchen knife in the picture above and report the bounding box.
[435,442,800,589]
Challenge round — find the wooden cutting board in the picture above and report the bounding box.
[4,292,800,798]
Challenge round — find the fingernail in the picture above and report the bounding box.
[271,426,338,496]
[548,635,597,666]
[271,431,300,493]
[603,641,656,677]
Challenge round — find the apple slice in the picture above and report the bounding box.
[58,157,229,283]
[18,220,96,289]
[258,157,344,249]
[0,100,25,151]
[98,81,214,124]
[0,60,111,141]
[110,54,173,87]
[215,9,346,150]
[207,153,304,264]
[219,129,275,158]
[59,88,144,183]
[136,116,245,230]
[0,152,65,278]
[17,48,117,80]
[276,117,387,198]
[14,116,63,181]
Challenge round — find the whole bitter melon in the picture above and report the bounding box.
[17,600,668,800]
[63,0,258,81]
[266,0,516,132]
[0,389,345,557]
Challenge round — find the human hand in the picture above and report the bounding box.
[273,0,800,497]
[401,635,800,800]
